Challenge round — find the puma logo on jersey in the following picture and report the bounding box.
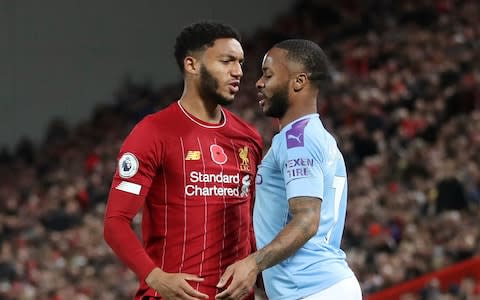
[286,118,309,149]
[287,133,303,143]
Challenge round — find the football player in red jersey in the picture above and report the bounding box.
[104,21,263,300]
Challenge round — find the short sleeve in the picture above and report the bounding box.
[278,120,324,200]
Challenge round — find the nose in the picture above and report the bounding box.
[256,78,264,89]
[231,62,243,78]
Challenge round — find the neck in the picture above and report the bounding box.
[179,80,222,124]
[279,96,317,129]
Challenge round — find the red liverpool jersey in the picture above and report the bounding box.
[104,101,263,299]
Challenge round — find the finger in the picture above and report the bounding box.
[216,267,234,288]
[239,289,251,300]
[215,289,230,300]
[215,280,241,300]
[181,273,205,282]
[215,288,241,300]
[215,278,248,299]
[217,289,241,300]
[233,291,246,300]
[182,282,209,299]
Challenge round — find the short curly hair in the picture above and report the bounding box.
[174,21,241,73]
[274,39,332,89]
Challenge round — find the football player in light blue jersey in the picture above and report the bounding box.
[216,40,362,300]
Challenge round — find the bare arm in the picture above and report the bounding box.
[104,190,208,300]
[252,196,321,271]
[216,196,321,299]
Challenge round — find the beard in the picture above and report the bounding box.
[199,66,232,106]
[264,85,289,118]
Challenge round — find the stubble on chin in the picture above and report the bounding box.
[199,67,234,106]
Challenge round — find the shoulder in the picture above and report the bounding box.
[303,117,327,142]
[279,116,329,158]
[224,109,263,148]
[148,102,180,126]
[124,103,180,145]
[133,102,179,133]
[224,109,260,136]
[303,119,340,160]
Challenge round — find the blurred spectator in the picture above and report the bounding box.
[0,0,479,298]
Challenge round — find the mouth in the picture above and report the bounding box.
[228,81,240,94]
[258,92,267,107]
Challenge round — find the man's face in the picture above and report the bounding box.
[256,48,291,118]
[198,38,244,106]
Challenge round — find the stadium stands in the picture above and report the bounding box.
[0,0,479,299]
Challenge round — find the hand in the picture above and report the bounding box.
[145,267,209,300]
[215,255,259,300]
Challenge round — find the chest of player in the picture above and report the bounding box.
[161,135,256,199]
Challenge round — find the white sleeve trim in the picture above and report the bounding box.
[115,181,142,195]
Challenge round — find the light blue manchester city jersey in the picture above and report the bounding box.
[254,114,354,300]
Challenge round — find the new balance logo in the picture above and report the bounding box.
[185,151,201,160]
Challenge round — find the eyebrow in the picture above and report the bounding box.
[220,54,244,61]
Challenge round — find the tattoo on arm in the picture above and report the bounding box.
[253,197,321,271]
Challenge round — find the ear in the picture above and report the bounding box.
[293,73,308,92]
[184,56,200,75]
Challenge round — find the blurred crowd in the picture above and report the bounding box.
[1,0,479,299]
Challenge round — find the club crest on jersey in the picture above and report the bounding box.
[238,146,250,171]
[185,150,201,161]
[210,144,227,165]
[118,152,139,178]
